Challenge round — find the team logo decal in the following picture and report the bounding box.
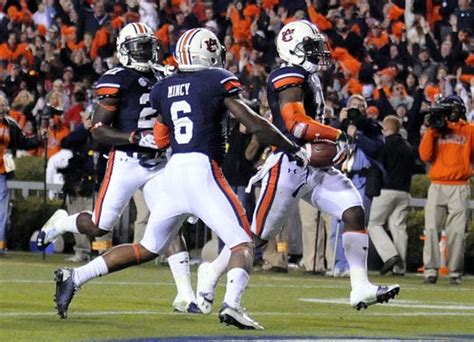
[282,28,295,42]
[138,78,148,87]
[204,38,218,52]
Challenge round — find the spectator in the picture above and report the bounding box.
[0,31,33,66]
[332,94,384,276]
[0,93,38,256]
[368,115,415,276]
[38,109,70,158]
[77,0,110,41]
[418,95,474,285]
[63,90,85,130]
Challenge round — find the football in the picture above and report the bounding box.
[305,140,338,168]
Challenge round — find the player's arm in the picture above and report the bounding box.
[90,97,132,145]
[91,97,154,147]
[224,95,302,157]
[278,86,341,141]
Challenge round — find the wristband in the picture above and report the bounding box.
[129,130,137,144]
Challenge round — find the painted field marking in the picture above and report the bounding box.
[1,309,474,319]
[300,298,474,311]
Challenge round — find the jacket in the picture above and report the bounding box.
[419,120,474,185]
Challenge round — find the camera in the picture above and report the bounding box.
[346,107,363,126]
[425,104,450,129]
[425,103,460,130]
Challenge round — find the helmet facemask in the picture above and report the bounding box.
[293,35,332,68]
[119,35,160,72]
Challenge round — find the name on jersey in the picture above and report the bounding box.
[168,83,190,98]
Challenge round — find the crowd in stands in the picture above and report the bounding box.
[0,0,473,275]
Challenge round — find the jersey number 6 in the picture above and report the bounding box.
[171,100,193,144]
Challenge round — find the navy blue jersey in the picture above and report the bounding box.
[267,65,325,146]
[95,65,159,152]
[150,67,241,162]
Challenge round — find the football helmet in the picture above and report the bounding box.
[276,20,331,73]
[174,28,224,72]
[116,22,160,72]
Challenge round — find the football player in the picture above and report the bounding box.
[37,22,199,313]
[52,28,308,329]
[197,20,400,312]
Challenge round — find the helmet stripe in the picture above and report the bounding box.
[131,23,138,34]
[180,29,198,65]
[176,30,191,64]
[185,29,201,65]
[137,23,145,33]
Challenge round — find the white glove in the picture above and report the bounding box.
[130,130,158,149]
[290,144,310,168]
[333,132,350,167]
[149,63,176,77]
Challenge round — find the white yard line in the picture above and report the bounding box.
[1,309,474,318]
[300,298,474,310]
[0,278,472,292]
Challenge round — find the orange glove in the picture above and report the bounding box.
[153,120,170,149]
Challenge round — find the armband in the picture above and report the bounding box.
[98,102,117,112]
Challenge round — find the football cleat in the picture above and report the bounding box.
[172,297,202,314]
[37,209,68,250]
[350,284,400,311]
[196,262,217,314]
[219,303,264,330]
[54,268,79,319]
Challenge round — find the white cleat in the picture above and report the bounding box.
[172,296,202,314]
[219,303,264,330]
[350,284,400,310]
[196,262,216,315]
[36,209,68,250]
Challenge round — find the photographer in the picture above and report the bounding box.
[329,94,384,276]
[419,95,474,285]
[0,94,39,256]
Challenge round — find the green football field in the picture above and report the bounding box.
[1,252,473,341]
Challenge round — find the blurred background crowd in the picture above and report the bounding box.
[0,0,473,280]
[0,0,473,164]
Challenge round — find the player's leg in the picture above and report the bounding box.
[37,151,138,248]
[142,176,198,313]
[165,230,200,313]
[54,208,184,319]
[54,242,158,319]
[195,160,263,329]
[252,154,305,242]
[311,168,400,309]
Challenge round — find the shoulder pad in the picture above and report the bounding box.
[270,66,307,92]
[211,68,242,95]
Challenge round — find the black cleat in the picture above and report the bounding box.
[54,268,79,319]
[424,276,438,284]
[380,255,402,275]
[351,284,400,310]
[219,303,264,330]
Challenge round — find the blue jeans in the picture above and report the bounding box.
[0,174,9,245]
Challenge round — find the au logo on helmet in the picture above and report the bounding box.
[281,28,295,42]
[205,38,218,52]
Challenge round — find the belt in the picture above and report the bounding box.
[124,151,163,159]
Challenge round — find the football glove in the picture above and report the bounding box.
[130,129,158,149]
[290,143,310,168]
[333,131,350,167]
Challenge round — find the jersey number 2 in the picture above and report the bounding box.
[170,100,193,144]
